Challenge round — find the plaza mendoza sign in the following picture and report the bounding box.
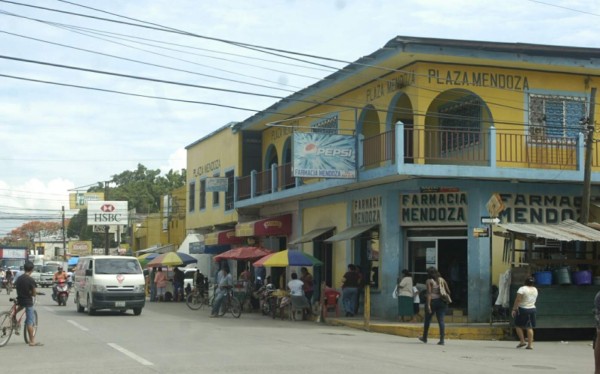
[87,201,128,226]
[498,193,582,224]
[292,132,356,179]
[400,192,468,226]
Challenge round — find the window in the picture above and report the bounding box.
[225,170,234,211]
[438,96,482,153]
[529,94,586,142]
[199,179,206,210]
[188,181,195,212]
[212,173,220,207]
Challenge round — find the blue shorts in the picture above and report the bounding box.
[25,306,36,326]
[514,307,536,328]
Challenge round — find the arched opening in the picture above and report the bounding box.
[423,89,493,165]
[387,93,415,163]
[358,105,383,169]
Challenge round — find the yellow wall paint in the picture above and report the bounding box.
[300,202,349,289]
[186,127,240,230]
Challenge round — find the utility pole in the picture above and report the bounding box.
[104,181,110,255]
[580,87,596,224]
[62,205,67,261]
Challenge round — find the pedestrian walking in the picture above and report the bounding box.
[418,266,450,345]
[511,276,538,350]
[154,267,167,302]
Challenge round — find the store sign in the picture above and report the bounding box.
[69,192,104,209]
[353,196,382,225]
[206,177,229,192]
[400,192,468,226]
[292,132,356,179]
[87,201,128,225]
[498,193,581,224]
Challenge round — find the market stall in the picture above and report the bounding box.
[495,219,600,329]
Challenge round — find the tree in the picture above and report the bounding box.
[5,221,63,248]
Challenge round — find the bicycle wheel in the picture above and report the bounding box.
[186,292,204,310]
[0,311,13,347]
[23,310,37,345]
[229,296,242,318]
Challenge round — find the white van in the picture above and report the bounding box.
[73,255,146,316]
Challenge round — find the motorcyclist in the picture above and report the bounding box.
[52,266,69,299]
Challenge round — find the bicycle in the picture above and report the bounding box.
[0,297,38,347]
[186,285,215,310]
[216,288,241,318]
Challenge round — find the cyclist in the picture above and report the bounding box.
[52,266,68,300]
[14,261,42,346]
[3,267,13,294]
[210,266,232,318]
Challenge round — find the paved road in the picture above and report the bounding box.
[0,293,595,373]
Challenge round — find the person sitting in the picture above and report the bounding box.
[288,272,310,319]
[52,266,68,299]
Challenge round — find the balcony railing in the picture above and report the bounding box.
[236,125,595,203]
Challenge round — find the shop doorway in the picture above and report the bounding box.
[406,228,468,310]
[313,239,333,300]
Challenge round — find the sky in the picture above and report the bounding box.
[1,0,600,237]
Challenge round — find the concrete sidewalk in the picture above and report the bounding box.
[325,316,510,341]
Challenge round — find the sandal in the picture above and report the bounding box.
[516,343,526,348]
[29,342,43,347]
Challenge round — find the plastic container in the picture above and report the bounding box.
[555,267,571,285]
[534,271,552,286]
[573,270,592,285]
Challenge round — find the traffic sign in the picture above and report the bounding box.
[481,217,500,224]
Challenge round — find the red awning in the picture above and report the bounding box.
[204,229,243,246]
[235,214,292,237]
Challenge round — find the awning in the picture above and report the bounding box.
[204,229,243,246]
[235,214,292,237]
[137,244,174,254]
[497,219,600,242]
[325,224,378,242]
[289,226,336,245]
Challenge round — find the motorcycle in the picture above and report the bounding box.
[253,283,277,316]
[52,280,69,306]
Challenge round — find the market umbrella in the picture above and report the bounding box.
[213,246,272,262]
[67,257,79,267]
[137,253,160,267]
[146,252,198,268]
[254,249,322,267]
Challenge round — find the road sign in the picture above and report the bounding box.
[486,193,505,217]
[481,217,500,224]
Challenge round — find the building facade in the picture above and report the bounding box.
[186,36,600,321]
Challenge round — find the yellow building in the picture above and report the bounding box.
[188,37,600,323]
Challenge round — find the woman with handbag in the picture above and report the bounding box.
[397,269,414,322]
[418,267,450,345]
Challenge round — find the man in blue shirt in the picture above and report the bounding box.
[210,267,232,317]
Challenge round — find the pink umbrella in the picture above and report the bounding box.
[213,246,272,261]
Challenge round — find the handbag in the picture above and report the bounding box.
[392,285,398,299]
[438,278,452,304]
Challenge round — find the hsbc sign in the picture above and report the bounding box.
[87,201,128,225]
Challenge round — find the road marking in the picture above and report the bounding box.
[67,320,89,331]
[107,343,154,366]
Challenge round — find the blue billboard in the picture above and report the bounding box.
[293,132,356,179]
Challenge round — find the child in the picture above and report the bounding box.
[411,285,421,322]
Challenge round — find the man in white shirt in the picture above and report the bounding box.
[287,272,304,296]
[288,272,310,319]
